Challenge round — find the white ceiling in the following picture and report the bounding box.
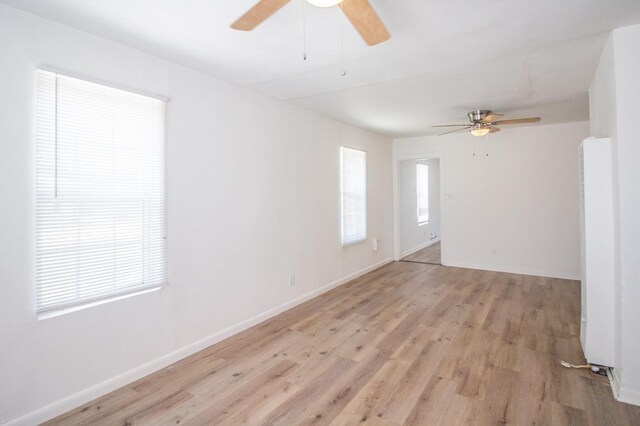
[4,0,640,137]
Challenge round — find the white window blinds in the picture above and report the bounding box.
[36,69,166,315]
[340,147,367,245]
[417,163,429,223]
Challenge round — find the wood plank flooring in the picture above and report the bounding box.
[402,241,441,264]
[46,262,640,425]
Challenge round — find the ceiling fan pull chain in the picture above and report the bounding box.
[340,3,346,76]
[302,0,308,60]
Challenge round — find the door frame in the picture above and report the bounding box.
[393,152,447,264]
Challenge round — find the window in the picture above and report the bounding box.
[35,69,166,316]
[340,147,366,245]
[417,163,429,224]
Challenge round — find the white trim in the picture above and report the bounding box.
[442,261,579,281]
[342,237,367,248]
[38,65,169,102]
[618,387,640,406]
[392,153,446,264]
[400,238,441,258]
[340,146,367,246]
[610,368,621,400]
[37,285,164,320]
[5,257,394,426]
[611,368,640,406]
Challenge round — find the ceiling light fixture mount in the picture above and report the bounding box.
[306,0,344,7]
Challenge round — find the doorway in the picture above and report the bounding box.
[397,158,442,265]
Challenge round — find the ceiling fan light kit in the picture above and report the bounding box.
[470,125,491,137]
[434,110,541,137]
[231,0,390,46]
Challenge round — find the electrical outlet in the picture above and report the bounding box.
[288,274,295,287]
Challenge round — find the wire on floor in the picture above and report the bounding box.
[560,360,609,377]
[560,360,591,369]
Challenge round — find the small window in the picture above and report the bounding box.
[35,69,166,316]
[417,163,429,224]
[340,147,367,245]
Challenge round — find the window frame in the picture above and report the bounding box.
[417,163,430,225]
[35,67,168,318]
[340,146,367,247]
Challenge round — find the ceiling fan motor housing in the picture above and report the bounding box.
[468,110,491,123]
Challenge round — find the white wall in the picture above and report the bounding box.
[398,159,440,255]
[590,24,640,405]
[394,121,589,279]
[589,32,622,385]
[0,5,393,424]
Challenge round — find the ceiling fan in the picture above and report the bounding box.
[231,0,391,46]
[433,110,541,137]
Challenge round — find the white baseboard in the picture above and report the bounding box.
[618,387,640,406]
[611,368,640,406]
[6,257,394,426]
[611,368,622,400]
[400,238,440,258]
[441,260,579,281]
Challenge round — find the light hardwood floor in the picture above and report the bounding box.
[402,241,441,265]
[46,262,640,425]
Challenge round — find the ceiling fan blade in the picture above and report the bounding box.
[439,126,471,136]
[341,0,390,46]
[492,117,541,125]
[487,125,501,133]
[432,124,471,128]
[231,0,292,31]
[482,113,503,123]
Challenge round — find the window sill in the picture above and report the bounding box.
[418,221,429,226]
[342,237,367,248]
[37,284,165,320]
